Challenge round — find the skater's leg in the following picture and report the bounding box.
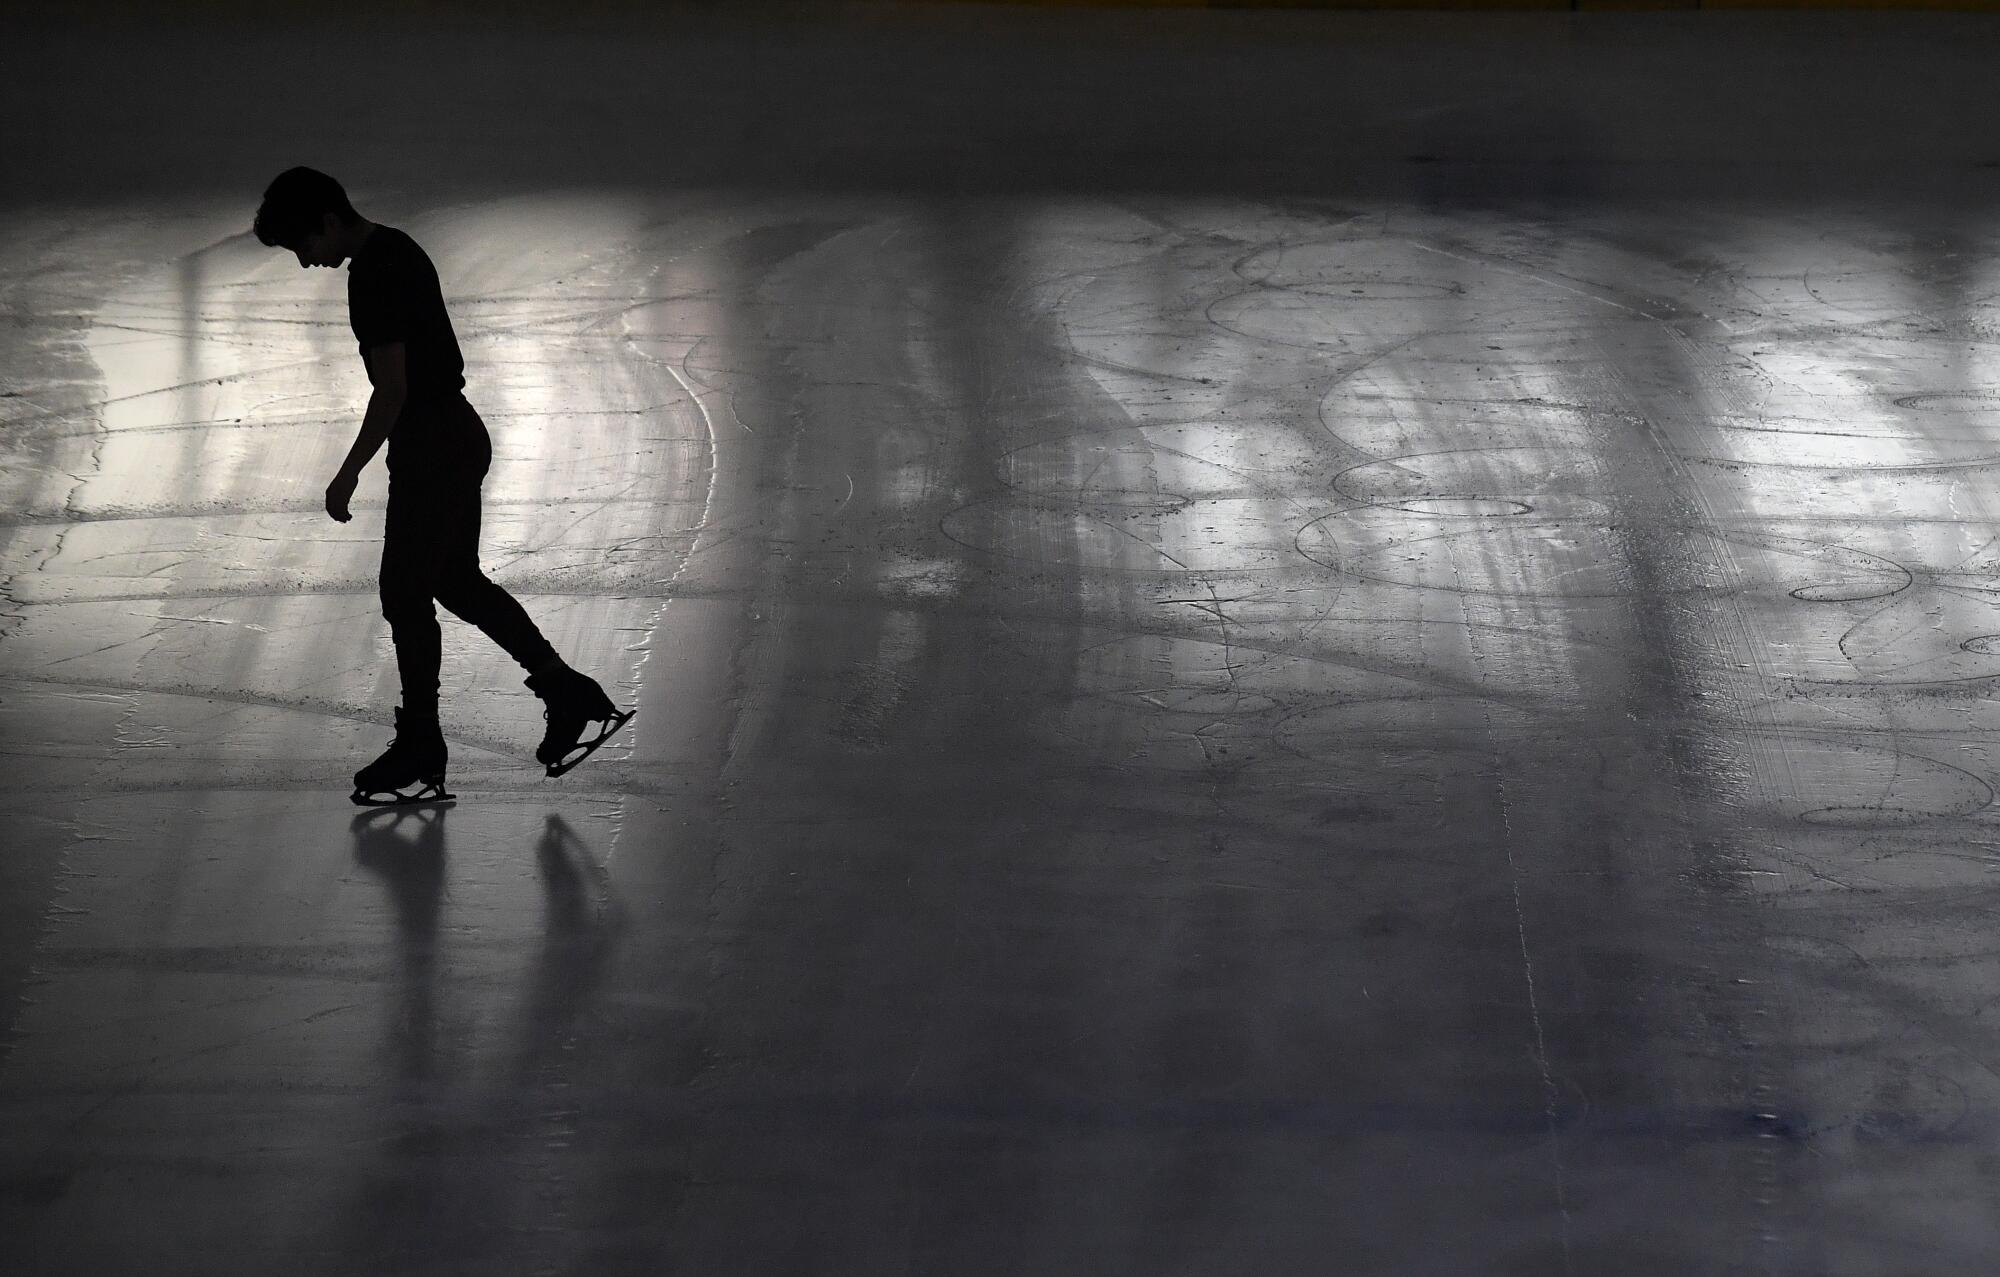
[430,477,559,674]
[421,454,629,777]
[379,479,448,717]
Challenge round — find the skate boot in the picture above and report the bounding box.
[526,665,634,778]
[350,706,453,806]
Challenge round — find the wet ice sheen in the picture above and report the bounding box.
[6,7,2000,1274]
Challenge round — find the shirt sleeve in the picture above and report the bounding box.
[349,256,414,355]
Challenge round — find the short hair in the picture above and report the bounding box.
[253,167,359,248]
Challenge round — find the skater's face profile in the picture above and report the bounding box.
[291,213,349,269]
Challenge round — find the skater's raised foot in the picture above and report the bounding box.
[351,705,452,805]
[525,665,633,778]
[544,708,634,778]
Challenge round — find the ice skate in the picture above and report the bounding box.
[350,706,454,806]
[526,665,634,778]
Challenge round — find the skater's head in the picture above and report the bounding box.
[254,167,368,269]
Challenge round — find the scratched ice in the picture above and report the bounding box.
[6,7,2000,1275]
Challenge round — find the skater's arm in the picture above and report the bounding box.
[324,343,407,523]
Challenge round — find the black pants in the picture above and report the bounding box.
[379,414,557,716]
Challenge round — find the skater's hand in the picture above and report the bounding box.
[325,469,358,523]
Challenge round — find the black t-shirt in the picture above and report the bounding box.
[347,225,483,471]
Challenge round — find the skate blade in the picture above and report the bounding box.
[545,709,635,778]
[350,780,456,808]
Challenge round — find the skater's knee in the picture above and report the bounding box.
[432,570,499,619]
[379,578,436,626]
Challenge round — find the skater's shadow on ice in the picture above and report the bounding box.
[351,805,448,948]
[520,814,623,1073]
[331,811,623,1262]
[345,810,621,1088]
[535,812,620,936]
[350,805,449,1090]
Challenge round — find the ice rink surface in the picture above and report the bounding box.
[6,4,2000,1272]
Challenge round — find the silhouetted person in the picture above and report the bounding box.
[254,167,632,804]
